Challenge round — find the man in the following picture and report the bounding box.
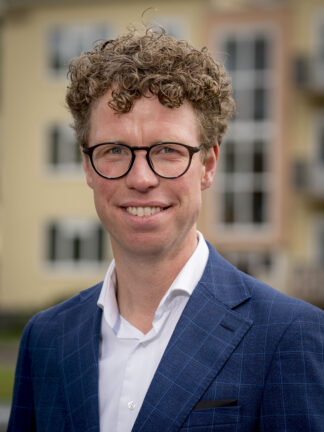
[8,28,324,431]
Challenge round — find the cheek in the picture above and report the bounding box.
[92,179,115,211]
[178,176,202,209]
[93,175,115,194]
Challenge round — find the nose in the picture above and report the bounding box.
[125,151,159,191]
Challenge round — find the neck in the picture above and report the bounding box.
[112,234,198,333]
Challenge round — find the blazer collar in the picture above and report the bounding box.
[201,242,252,309]
[56,244,253,432]
[58,283,102,432]
[132,243,253,432]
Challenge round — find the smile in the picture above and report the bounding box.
[126,206,163,217]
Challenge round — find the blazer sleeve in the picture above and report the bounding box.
[7,317,37,431]
[259,305,324,431]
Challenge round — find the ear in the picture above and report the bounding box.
[201,144,219,191]
[82,153,94,189]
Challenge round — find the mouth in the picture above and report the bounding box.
[125,206,167,217]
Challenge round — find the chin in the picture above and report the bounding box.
[130,238,167,255]
[111,232,165,255]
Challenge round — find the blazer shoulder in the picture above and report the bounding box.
[21,281,103,340]
[41,281,101,316]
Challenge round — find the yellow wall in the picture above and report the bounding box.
[0,0,208,310]
[1,0,323,310]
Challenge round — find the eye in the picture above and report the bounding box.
[151,143,187,159]
[108,146,124,154]
[159,145,177,154]
[95,144,129,159]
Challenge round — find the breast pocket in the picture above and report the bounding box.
[180,406,241,431]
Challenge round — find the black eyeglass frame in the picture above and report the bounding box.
[82,142,202,180]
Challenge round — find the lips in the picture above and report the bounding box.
[126,206,163,216]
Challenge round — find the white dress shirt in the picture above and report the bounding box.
[97,231,209,432]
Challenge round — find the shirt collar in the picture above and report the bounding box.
[97,260,119,329]
[97,231,209,330]
[155,231,208,314]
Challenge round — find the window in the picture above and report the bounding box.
[222,250,273,278]
[318,224,324,266]
[47,123,82,173]
[314,11,324,86]
[310,111,324,194]
[315,112,324,167]
[310,216,324,267]
[155,16,187,39]
[46,220,107,268]
[219,137,270,226]
[217,29,275,231]
[48,23,112,75]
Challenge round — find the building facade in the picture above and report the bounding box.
[0,0,323,311]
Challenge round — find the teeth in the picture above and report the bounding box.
[126,206,162,216]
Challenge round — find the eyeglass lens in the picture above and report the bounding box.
[92,143,194,178]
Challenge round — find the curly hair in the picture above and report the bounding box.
[66,27,235,152]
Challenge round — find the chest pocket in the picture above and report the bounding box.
[180,406,241,431]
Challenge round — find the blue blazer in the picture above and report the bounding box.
[8,243,324,431]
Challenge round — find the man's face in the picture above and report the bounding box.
[83,92,218,261]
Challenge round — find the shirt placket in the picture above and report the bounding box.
[117,344,139,431]
[116,324,159,432]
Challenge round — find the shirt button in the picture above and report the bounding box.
[128,401,136,410]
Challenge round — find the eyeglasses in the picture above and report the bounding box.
[83,142,201,179]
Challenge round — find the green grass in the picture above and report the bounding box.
[0,366,15,402]
[0,336,18,403]
[0,334,20,345]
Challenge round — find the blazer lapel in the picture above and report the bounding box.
[133,245,253,432]
[58,283,102,432]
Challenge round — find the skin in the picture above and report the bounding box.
[83,92,218,332]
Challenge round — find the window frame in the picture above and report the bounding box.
[153,15,188,39]
[312,8,324,88]
[45,122,83,176]
[46,21,113,78]
[44,219,109,271]
[204,12,288,248]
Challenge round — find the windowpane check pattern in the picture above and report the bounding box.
[218,29,275,230]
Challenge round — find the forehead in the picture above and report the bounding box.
[88,92,200,146]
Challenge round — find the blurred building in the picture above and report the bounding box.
[0,0,323,312]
